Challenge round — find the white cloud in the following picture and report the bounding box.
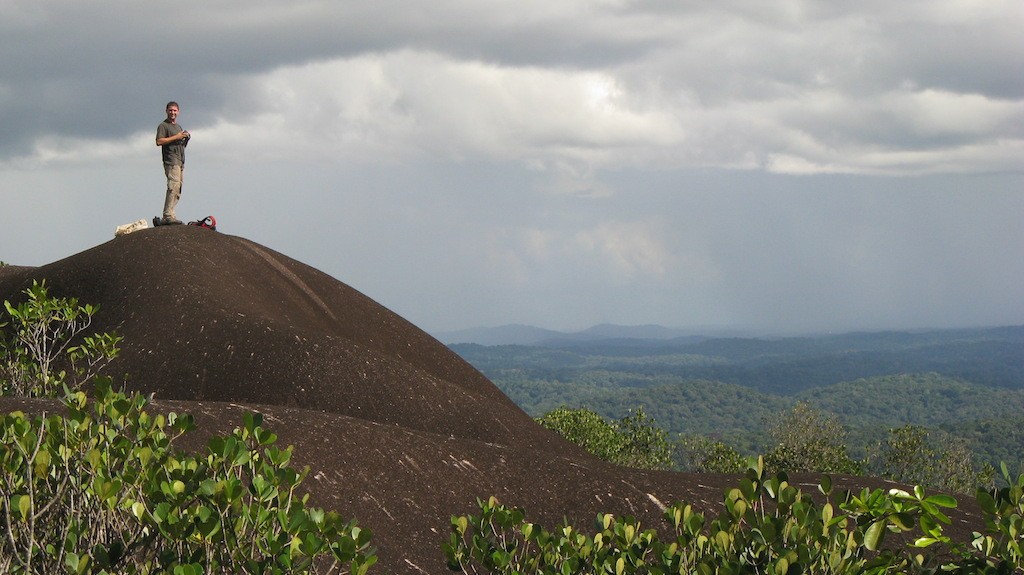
[1,133,153,170]
[480,218,676,289]
[193,51,684,169]
[887,89,1024,138]
[481,227,558,286]
[574,221,672,279]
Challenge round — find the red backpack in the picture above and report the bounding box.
[188,215,217,230]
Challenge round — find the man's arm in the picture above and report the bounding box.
[156,130,190,146]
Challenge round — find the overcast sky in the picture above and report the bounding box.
[2,0,1022,335]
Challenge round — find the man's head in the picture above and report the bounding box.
[165,101,179,123]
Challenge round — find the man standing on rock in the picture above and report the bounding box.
[155,101,190,225]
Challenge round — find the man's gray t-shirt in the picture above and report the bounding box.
[157,120,186,166]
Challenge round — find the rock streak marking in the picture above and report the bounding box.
[238,240,337,322]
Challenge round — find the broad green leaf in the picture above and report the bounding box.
[33,450,51,478]
[17,495,31,520]
[864,520,885,551]
[131,501,146,519]
[923,494,957,509]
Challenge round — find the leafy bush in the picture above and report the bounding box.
[867,424,995,495]
[536,406,673,470]
[764,401,861,475]
[972,463,1024,571]
[446,458,1024,574]
[675,434,747,473]
[1,280,121,397]
[0,383,376,574]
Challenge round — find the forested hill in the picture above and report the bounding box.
[448,325,1024,467]
[450,325,1024,395]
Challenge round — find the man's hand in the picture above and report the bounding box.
[156,130,190,146]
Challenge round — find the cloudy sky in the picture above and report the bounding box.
[2,0,1022,336]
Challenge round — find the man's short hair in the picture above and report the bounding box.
[166,101,179,110]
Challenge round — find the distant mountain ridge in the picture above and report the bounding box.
[436,324,567,346]
[436,323,743,345]
[440,322,1024,350]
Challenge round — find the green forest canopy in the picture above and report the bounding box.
[450,326,1024,469]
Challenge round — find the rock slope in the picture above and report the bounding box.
[0,227,982,573]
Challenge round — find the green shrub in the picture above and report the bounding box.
[537,406,673,470]
[970,463,1024,572]
[866,425,995,495]
[0,383,376,574]
[675,434,747,473]
[446,457,1024,574]
[1,280,121,397]
[764,401,861,475]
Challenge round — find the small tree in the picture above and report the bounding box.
[763,401,860,474]
[536,407,621,461]
[1,280,121,397]
[536,406,673,470]
[867,425,994,494]
[614,407,674,470]
[675,434,747,473]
